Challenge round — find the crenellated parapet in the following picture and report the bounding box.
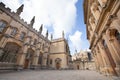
[0,2,50,42]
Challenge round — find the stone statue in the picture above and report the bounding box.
[62,30,64,38]
[46,30,48,38]
[39,24,43,34]
[51,34,53,40]
[16,4,24,15]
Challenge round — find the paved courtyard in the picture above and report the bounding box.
[0,70,115,80]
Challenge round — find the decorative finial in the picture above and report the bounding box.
[46,30,48,38]
[39,24,43,34]
[51,34,53,40]
[62,30,64,38]
[30,16,35,27]
[16,4,24,15]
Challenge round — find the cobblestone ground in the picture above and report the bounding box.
[0,70,117,80]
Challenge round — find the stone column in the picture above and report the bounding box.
[98,42,112,75]
[96,48,105,73]
[31,49,40,69]
[110,36,120,58]
[16,45,28,70]
[97,48,106,74]
[93,49,101,72]
[104,34,120,64]
[42,53,48,67]
[94,53,100,71]
[103,34,119,76]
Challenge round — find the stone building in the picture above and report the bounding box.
[49,34,71,69]
[84,0,120,76]
[0,2,71,70]
[72,50,95,70]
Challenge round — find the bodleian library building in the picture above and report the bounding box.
[0,2,72,70]
[84,0,120,76]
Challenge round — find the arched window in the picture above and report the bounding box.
[115,30,120,43]
[33,39,37,45]
[0,42,20,63]
[0,20,7,32]
[11,27,17,36]
[20,32,25,40]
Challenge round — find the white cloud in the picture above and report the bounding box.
[1,0,80,53]
[69,31,82,54]
[1,0,78,39]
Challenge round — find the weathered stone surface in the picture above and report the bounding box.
[0,70,117,80]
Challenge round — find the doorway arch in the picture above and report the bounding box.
[24,48,34,69]
[55,58,62,69]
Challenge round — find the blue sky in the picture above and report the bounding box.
[1,0,89,55]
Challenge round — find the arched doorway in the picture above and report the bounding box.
[77,65,79,70]
[55,58,62,69]
[38,52,43,65]
[56,62,60,69]
[24,48,34,69]
[0,42,21,63]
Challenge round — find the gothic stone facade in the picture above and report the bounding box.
[49,38,71,69]
[84,0,120,76]
[72,50,95,70]
[0,2,70,70]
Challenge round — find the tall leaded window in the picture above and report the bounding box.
[50,59,52,64]
[20,32,25,40]
[0,42,20,63]
[11,27,17,36]
[103,40,107,48]
[33,39,37,45]
[115,30,120,43]
[0,20,7,32]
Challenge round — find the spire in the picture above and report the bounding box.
[39,24,43,34]
[62,30,64,38]
[46,30,48,38]
[51,34,53,40]
[30,16,35,27]
[16,4,24,15]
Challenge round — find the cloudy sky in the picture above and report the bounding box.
[1,0,89,55]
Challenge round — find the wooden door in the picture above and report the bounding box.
[24,59,29,69]
[56,62,60,69]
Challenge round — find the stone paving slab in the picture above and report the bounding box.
[0,70,117,80]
